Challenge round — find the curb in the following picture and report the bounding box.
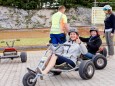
[0,43,108,51]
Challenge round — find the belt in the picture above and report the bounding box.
[105,28,112,32]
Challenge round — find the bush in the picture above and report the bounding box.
[0,0,2,5]
[0,0,114,10]
[26,1,37,10]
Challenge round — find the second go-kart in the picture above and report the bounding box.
[22,44,95,86]
[0,39,27,63]
[81,46,107,70]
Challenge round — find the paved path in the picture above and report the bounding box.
[0,51,115,86]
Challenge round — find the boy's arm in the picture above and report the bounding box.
[62,15,69,34]
[79,42,88,54]
[76,37,88,54]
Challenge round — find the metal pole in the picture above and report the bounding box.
[94,0,97,7]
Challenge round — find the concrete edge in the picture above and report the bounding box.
[0,43,108,51]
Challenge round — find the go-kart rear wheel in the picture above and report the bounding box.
[22,72,37,86]
[79,60,95,80]
[99,47,107,57]
[92,54,107,70]
[51,71,62,75]
[20,52,27,62]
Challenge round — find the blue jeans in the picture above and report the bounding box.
[84,53,94,59]
[56,55,76,67]
[50,33,66,45]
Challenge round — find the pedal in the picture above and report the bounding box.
[54,63,66,69]
[55,63,73,70]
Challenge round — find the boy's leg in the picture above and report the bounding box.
[56,33,66,44]
[56,55,76,67]
[84,53,94,59]
[42,54,58,74]
[50,34,58,45]
[42,55,75,74]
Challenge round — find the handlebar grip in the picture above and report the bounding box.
[63,44,71,47]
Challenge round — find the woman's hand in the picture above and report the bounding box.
[111,33,114,37]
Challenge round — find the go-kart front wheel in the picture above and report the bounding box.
[79,60,95,80]
[92,54,107,70]
[22,72,37,86]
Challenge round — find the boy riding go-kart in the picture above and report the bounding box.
[22,29,96,86]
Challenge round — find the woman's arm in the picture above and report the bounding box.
[79,37,89,42]
[111,14,115,33]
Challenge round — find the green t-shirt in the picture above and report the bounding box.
[50,11,67,34]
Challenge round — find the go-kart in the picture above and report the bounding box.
[81,46,107,70]
[0,39,27,63]
[22,44,95,86]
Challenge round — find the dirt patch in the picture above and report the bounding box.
[0,26,104,39]
[0,29,50,39]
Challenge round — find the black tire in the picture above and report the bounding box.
[20,52,27,62]
[92,54,107,70]
[51,71,62,75]
[79,60,95,80]
[99,47,107,57]
[22,72,37,86]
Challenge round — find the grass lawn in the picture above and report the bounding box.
[0,36,107,47]
[0,36,115,47]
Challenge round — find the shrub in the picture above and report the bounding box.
[0,0,114,10]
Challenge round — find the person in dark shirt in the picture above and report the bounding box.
[80,27,102,55]
[103,5,115,57]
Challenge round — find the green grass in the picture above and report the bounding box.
[0,35,114,47]
[0,37,50,47]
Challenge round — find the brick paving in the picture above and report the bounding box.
[0,50,115,86]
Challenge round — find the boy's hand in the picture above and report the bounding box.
[76,37,81,44]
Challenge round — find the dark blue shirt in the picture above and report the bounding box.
[104,13,115,33]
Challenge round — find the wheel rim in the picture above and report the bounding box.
[87,65,94,75]
[27,75,35,85]
[97,58,104,67]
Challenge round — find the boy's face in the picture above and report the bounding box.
[90,31,97,37]
[70,32,78,40]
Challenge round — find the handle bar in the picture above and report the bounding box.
[1,39,20,43]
